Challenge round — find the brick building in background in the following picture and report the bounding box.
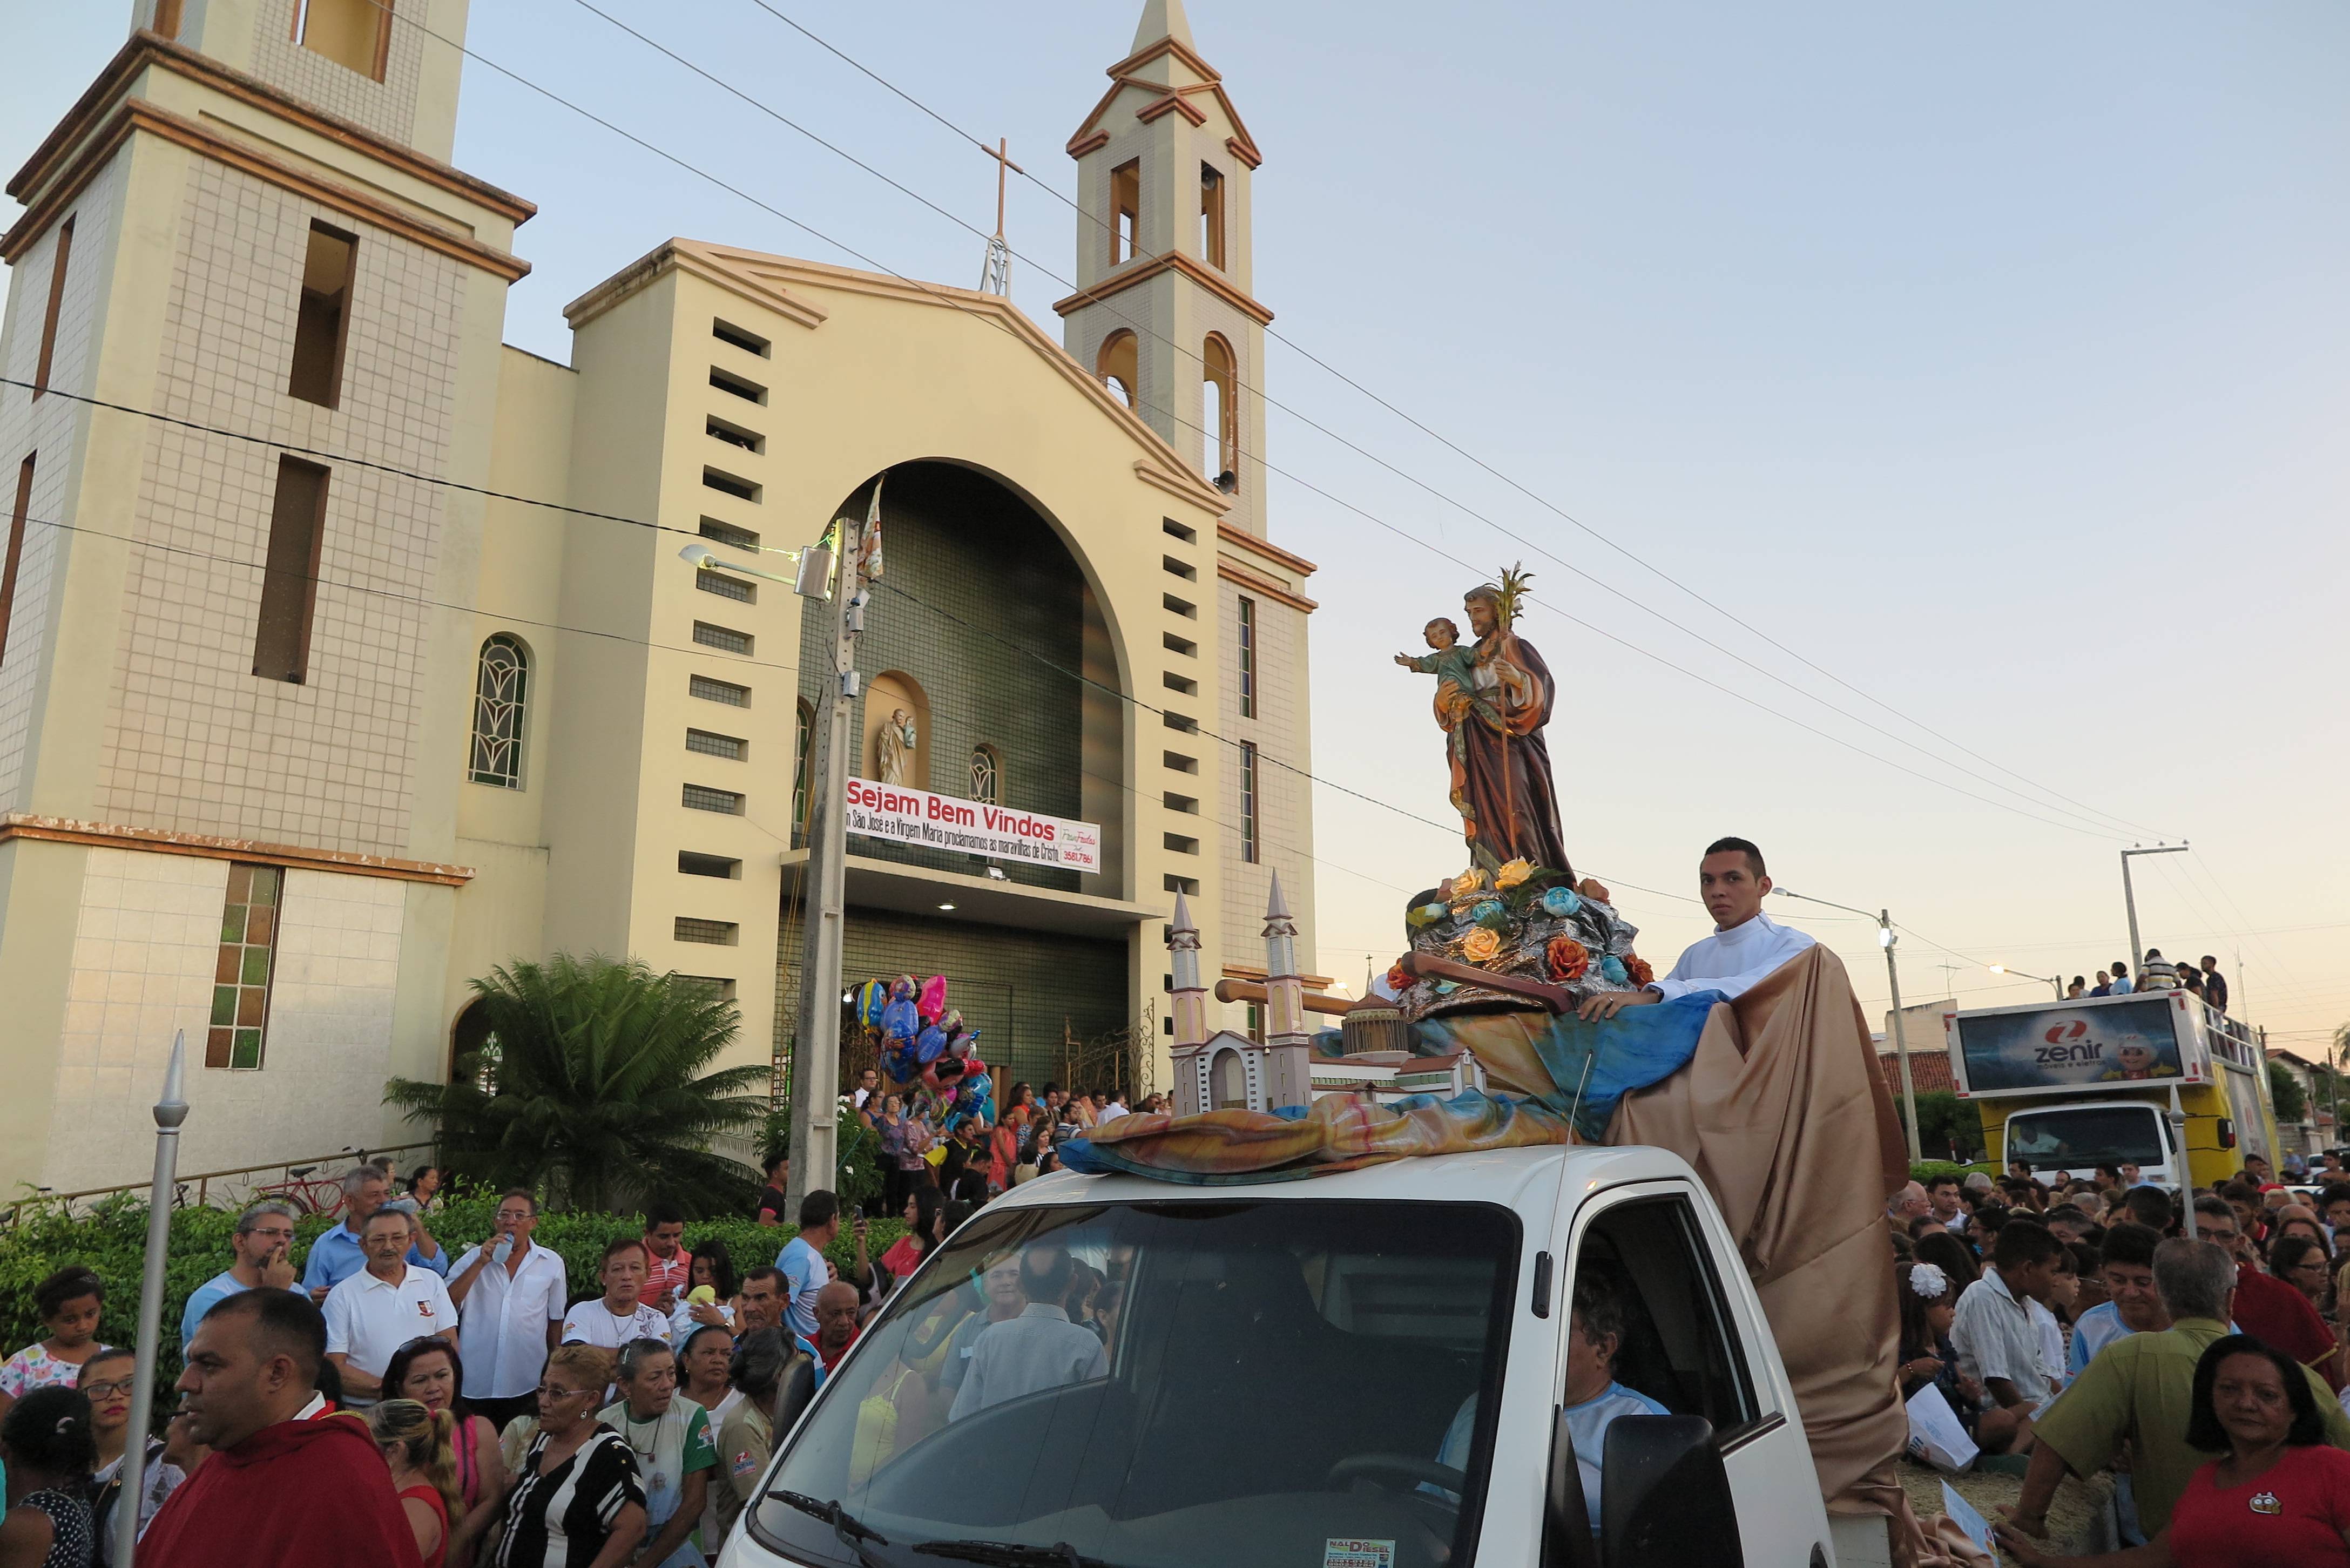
[0,0,1314,1191]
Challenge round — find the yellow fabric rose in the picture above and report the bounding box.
[1495,859,1532,890]
[1462,927,1502,964]
[1448,868,1486,898]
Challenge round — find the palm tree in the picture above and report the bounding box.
[387,954,770,1214]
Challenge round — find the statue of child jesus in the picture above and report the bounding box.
[1394,617,1480,732]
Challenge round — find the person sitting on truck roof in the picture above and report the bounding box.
[2089,970,2113,997]
[2003,1239,2350,1549]
[1954,1219,2071,1454]
[1574,837,1815,1021]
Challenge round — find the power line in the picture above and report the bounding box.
[723,0,2178,845]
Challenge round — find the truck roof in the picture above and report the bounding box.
[1003,1141,1704,1209]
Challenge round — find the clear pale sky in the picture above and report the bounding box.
[8,4,2345,1057]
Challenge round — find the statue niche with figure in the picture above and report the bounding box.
[1394,566,1572,879]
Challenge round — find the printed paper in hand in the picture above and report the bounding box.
[1905,1381,1979,1474]
[1940,1482,1994,1557]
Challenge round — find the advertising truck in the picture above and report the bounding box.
[1944,990,2277,1191]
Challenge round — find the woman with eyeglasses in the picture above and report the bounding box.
[77,1348,179,1565]
[596,1339,715,1568]
[492,1346,644,1568]
[383,1339,507,1568]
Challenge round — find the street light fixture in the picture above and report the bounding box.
[1989,964,2064,999]
[1774,888,1921,1160]
[2119,844,2189,983]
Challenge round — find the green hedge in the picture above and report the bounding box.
[1909,1160,1996,1184]
[0,1188,903,1430]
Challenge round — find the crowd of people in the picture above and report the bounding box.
[748,1077,1159,1222]
[2055,952,2233,1010]
[0,1105,1125,1568]
[1887,1153,2350,1562]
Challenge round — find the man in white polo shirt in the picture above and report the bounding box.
[447,1187,569,1430]
[323,1209,457,1407]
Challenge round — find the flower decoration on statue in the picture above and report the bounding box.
[1494,859,1533,891]
[1461,928,1502,965]
[1623,955,1654,988]
[1386,962,1413,994]
[1545,937,1590,984]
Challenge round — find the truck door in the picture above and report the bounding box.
[1556,1181,1825,1565]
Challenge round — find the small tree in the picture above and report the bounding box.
[2270,1058,2310,1124]
[387,954,769,1215]
[1912,1090,1984,1163]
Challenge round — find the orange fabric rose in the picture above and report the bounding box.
[1546,937,1590,983]
[1624,955,1655,987]
[1462,928,1502,964]
[1386,963,1413,993]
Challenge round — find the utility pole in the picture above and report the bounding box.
[782,479,881,1212]
[2120,843,2188,981]
[1774,889,1920,1161]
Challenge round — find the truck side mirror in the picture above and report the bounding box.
[1541,1404,1598,1568]
[1599,1414,1744,1568]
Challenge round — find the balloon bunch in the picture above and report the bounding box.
[861,973,994,1127]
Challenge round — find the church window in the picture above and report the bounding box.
[1162,518,1196,544]
[1163,553,1196,582]
[969,745,1001,805]
[1237,595,1257,718]
[1240,741,1260,863]
[1200,163,1226,269]
[674,917,739,946]
[1201,335,1238,488]
[293,0,391,80]
[700,518,760,551]
[1164,873,1199,896]
[1110,160,1141,263]
[1164,631,1196,658]
[253,457,329,684]
[710,367,767,405]
[288,223,356,409]
[793,700,815,832]
[679,852,741,879]
[691,674,750,707]
[712,318,771,357]
[208,864,283,1070]
[697,571,755,604]
[1163,751,1198,774]
[686,728,746,761]
[684,784,745,815]
[1163,712,1198,734]
[1163,671,1197,697]
[1164,594,1196,619]
[1246,1004,1264,1044]
[1210,1047,1246,1111]
[1164,833,1199,855]
[1097,330,1137,408]
[703,467,760,503]
[1164,792,1197,815]
[692,621,752,655]
[707,417,763,455]
[468,634,530,787]
[33,217,72,399]
[2,456,31,667]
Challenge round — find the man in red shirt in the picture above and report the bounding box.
[143,1290,424,1567]
[2194,1195,2341,1391]
[641,1200,691,1314]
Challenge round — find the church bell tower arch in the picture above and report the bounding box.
[1057,0,1273,538]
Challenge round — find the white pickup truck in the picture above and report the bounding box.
[719,1144,1860,1568]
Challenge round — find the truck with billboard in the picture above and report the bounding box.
[1944,990,2276,1190]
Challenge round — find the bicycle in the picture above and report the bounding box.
[252,1164,347,1218]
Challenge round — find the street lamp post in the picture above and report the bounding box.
[1990,964,2064,1000]
[681,491,870,1214]
[2120,844,2189,982]
[1774,889,1921,1161]
[117,1031,189,1567]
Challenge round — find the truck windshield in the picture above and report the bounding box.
[752,1196,1520,1568]
[2007,1105,2165,1168]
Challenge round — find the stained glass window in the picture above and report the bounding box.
[208,864,282,1070]
[970,745,1001,805]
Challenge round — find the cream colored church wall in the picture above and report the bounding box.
[35,849,408,1192]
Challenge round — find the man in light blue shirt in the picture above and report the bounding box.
[2108,959,2134,995]
[775,1189,840,1339]
[300,1166,447,1302]
[180,1201,307,1349]
[1435,1272,1666,1521]
[947,1248,1106,1420]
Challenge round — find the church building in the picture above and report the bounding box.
[0,0,1319,1191]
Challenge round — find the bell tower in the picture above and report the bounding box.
[1058,0,1272,536]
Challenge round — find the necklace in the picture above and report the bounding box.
[620,1409,663,1458]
